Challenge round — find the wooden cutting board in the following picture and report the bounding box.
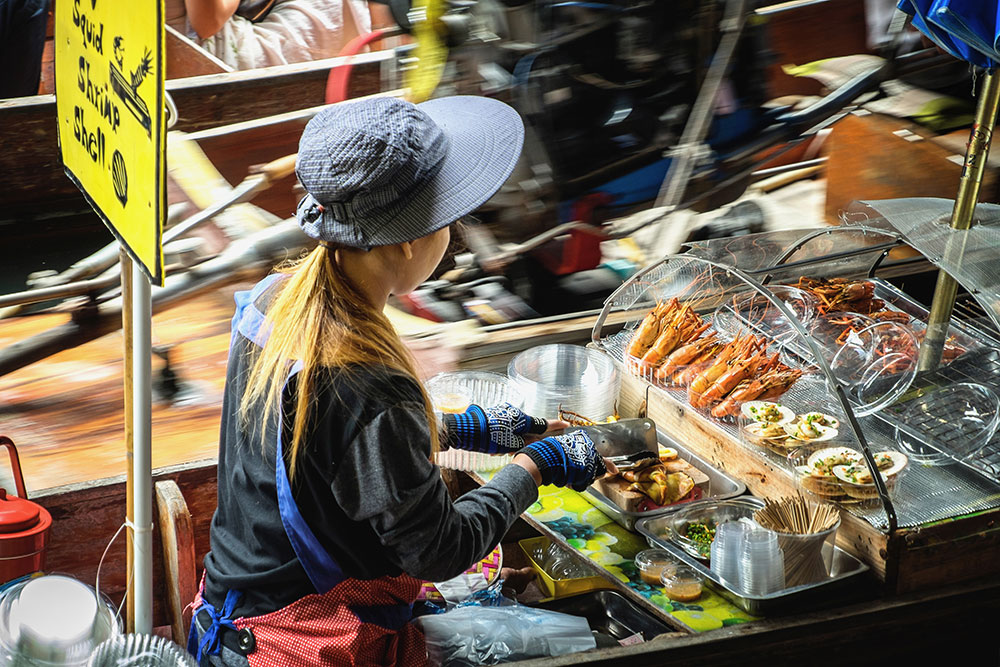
[592,458,710,514]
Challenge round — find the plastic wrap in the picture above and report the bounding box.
[416,604,596,666]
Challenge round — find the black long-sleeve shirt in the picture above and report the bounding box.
[203,333,538,618]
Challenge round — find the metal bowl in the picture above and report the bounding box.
[667,497,766,561]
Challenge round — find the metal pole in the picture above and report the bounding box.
[131,259,154,633]
[919,69,1000,371]
[121,252,135,634]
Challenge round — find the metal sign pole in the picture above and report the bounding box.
[122,251,136,633]
[54,0,163,635]
[131,260,154,634]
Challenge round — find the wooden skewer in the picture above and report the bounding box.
[754,495,841,587]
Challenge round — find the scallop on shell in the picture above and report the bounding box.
[744,421,789,441]
[741,401,795,425]
[784,420,839,442]
[798,411,840,430]
[832,451,909,487]
[806,447,862,475]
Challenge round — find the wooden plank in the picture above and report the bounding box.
[512,572,1000,665]
[155,479,197,643]
[165,24,233,78]
[34,460,217,630]
[825,112,1000,224]
[458,310,632,373]
[187,106,317,219]
[758,0,870,99]
[889,511,1000,594]
[164,51,390,132]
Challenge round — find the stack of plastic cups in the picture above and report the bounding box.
[739,527,785,596]
[710,521,749,588]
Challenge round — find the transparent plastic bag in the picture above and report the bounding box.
[416,604,596,666]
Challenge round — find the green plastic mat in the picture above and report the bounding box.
[483,470,758,632]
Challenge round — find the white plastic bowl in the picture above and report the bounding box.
[425,371,524,413]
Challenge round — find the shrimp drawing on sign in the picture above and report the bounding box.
[109,39,152,137]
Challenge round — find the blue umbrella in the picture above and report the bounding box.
[897,0,996,67]
[930,0,1000,62]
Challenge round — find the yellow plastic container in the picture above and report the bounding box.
[519,536,612,598]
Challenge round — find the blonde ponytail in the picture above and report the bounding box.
[240,245,438,480]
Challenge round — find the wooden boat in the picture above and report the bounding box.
[1,277,627,627]
[0,98,378,377]
[3,148,997,663]
[15,281,1000,661]
[0,28,393,228]
[9,3,997,656]
[18,301,1000,663]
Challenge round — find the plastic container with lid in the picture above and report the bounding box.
[789,444,908,508]
[659,564,705,602]
[633,549,677,586]
[713,286,819,345]
[789,444,861,504]
[892,382,1000,465]
[0,574,120,666]
[88,634,197,667]
[827,321,918,417]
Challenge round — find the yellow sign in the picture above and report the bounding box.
[406,0,447,103]
[55,0,166,285]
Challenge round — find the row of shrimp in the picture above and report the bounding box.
[626,298,711,368]
[687,333,803,419]
[627,300,803,419]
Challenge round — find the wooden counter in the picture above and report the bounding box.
[617,371,1000,594]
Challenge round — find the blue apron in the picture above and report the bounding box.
[190,275,420,665]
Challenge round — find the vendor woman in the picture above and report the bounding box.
[190,95,609,666]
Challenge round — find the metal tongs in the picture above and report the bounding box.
[606,451,662,472]
[560,418,661,472]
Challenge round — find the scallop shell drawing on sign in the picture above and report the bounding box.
[112,150,128,206]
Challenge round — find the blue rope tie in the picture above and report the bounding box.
[189,589,243,660]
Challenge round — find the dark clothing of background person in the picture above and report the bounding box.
[0,0,48,98]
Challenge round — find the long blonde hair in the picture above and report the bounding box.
[239,244,439,480]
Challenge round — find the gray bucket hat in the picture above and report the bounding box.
[295,95,524,248]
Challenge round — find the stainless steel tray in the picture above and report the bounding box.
[635,514,872,616]
[533,591,672,642]
[581,426,746,531]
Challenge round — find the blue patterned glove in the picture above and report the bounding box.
[521,431,607,491]
[441,403,549,454]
